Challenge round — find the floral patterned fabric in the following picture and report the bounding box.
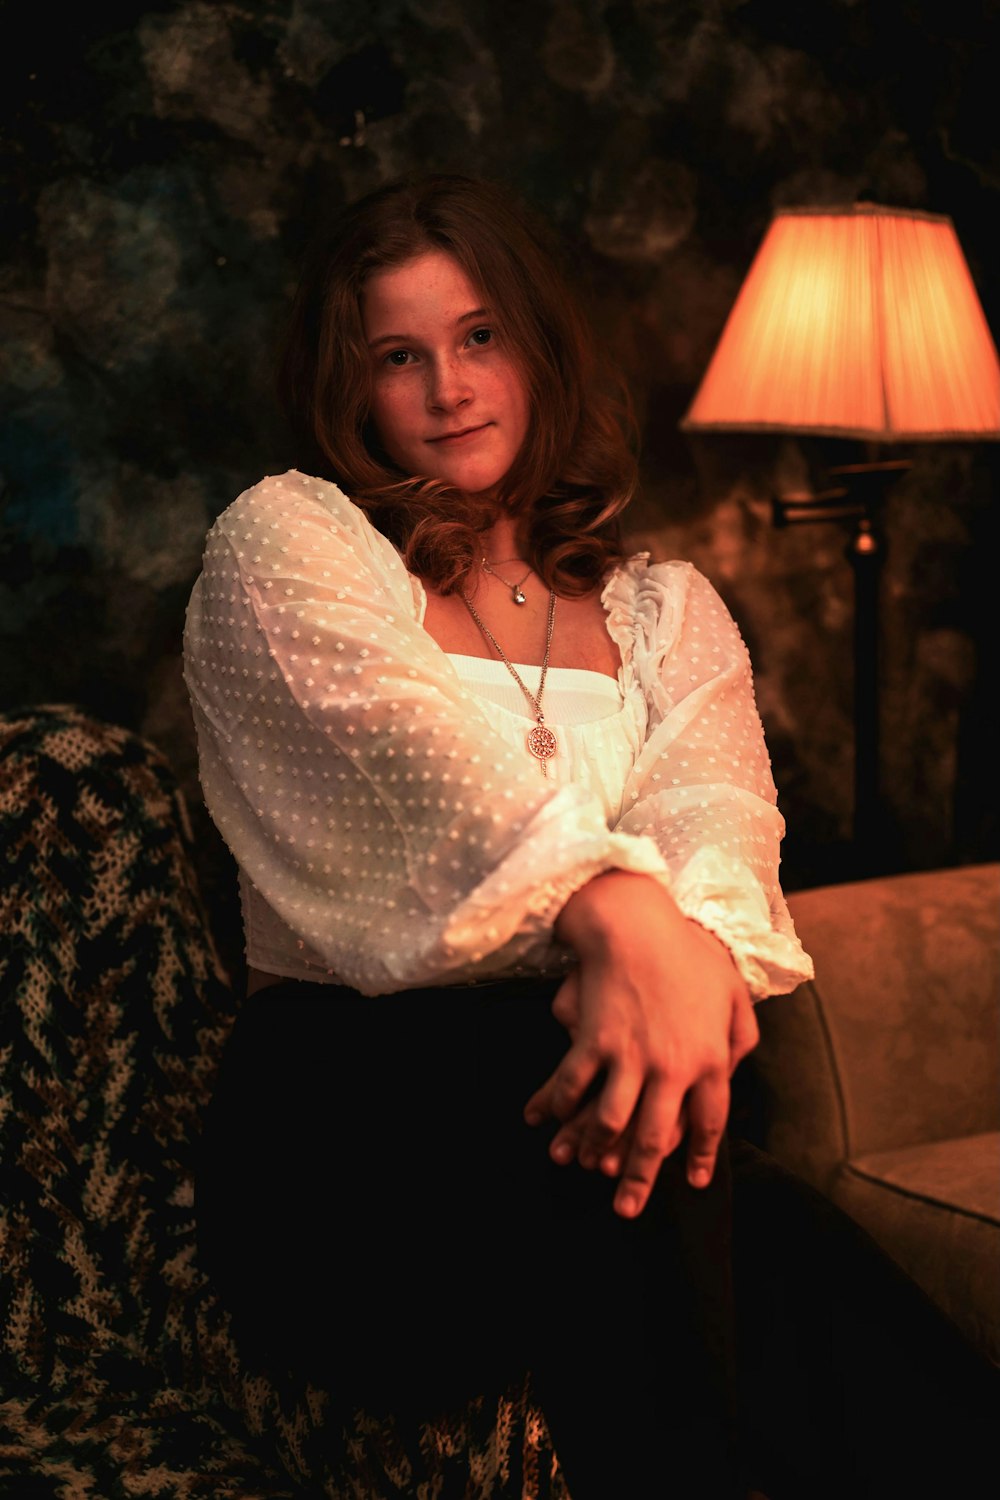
[0,705,566,1498]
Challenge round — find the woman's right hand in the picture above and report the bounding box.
[523,870,758,1218]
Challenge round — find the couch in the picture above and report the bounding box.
[753,863,1000,1366]
[0,706,568,1498]
[2,705,996,1496]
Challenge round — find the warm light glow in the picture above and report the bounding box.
[681,205,1000,440]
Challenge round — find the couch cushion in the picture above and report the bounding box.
[834,1131,1000,1363]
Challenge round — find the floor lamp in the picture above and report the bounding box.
[680,204,1000,873]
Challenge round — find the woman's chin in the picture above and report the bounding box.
[432,464,507,495]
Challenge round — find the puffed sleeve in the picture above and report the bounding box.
[183,472,672,995]
[605,558,814,999]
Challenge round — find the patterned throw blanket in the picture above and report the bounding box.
[0,706,566,1498]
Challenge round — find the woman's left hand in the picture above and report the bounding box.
[538,927,757,1180]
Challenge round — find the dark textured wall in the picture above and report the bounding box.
[3,0,998,954]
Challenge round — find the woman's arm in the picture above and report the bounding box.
[520,563,811,1216]
[183,472,675,993]
[609,559,813,999]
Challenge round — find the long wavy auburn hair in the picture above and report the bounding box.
[276,173,638,596]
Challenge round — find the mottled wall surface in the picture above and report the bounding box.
[3,0,998,956]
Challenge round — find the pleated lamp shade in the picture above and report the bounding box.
[680,204,1000,441]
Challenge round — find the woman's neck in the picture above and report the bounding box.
[481,513,524,566]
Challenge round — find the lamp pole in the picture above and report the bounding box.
[772,459,909,874]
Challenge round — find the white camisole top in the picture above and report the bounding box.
[445,654,646,827]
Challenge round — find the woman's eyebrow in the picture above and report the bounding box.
[367,308,491,349]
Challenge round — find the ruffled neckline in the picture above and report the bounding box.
[600,553,654,695]
[410,550,659,704]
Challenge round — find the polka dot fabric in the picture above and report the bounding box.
[183,472,812,998]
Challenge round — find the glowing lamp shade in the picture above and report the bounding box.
[681,205,1000,441]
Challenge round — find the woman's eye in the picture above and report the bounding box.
[468,327,493,347]
[385,349,412,366]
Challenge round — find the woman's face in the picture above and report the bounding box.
[361,249,530,495]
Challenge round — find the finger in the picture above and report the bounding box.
[535,1095,626,1172]
[554,1114,635,1177]
[524,1075,554,1126]
[577,1062,640,1169]
[550,971,581,1034]
[550,1099,633,1174]
[605,1101,688,1177]
[613,1079,685,1219]
[728,986,759,1073]
[524,1044,602,1127]
[599,1120,634,1176]
[548,1102,591,1165]
[685,1073,730,1189]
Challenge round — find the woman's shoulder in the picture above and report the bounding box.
[603,551,744,666]
[212,469,369,535]
[203,477,422,618]
[603,551,704,613]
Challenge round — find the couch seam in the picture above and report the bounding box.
[806,978,852,1163]
[841,1160,1000,1227]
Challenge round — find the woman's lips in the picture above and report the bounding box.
[427,423,490,445]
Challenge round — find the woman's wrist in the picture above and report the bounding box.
[554,869,685,957]
[681,915,742,977]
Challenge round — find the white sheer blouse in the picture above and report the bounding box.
[445,655,641,826]
[183,470,813,998]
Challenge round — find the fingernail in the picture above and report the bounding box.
[524,1108,542,1126]
[552,1141,573,1164]
[617,1193,639,1218]
[689,1167,711,1188]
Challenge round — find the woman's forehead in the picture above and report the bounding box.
[361,250,487,335]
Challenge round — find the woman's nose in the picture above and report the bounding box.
[427,357,473,411]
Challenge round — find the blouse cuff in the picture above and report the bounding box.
[440,788,671,966]
[669,846,815,999]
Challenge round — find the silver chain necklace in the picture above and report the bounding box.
[481,555,532,606]
[461,588,559,773]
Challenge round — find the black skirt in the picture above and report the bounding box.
[195,974,743,1498]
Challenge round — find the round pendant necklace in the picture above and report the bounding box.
[461,588,559,774]
[481,556,532,606]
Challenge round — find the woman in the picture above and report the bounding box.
[183,174,992,1499]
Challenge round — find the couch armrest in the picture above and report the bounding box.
[752,978,851,1195]
[752,864,1000,1189]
